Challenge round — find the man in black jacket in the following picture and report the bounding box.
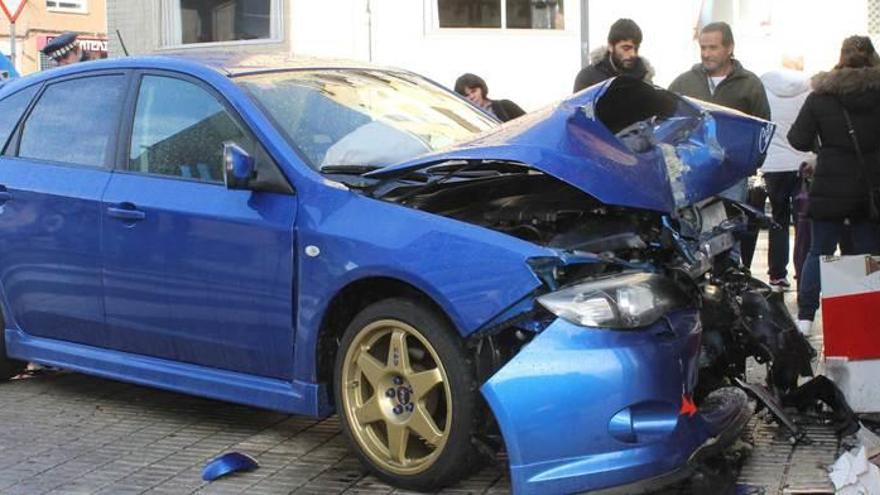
[573,18,652,92]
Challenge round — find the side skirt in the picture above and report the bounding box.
[4,329,332,417]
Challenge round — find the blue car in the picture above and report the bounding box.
[0,53,800,494]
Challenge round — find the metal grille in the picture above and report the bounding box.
[870,0,880,33]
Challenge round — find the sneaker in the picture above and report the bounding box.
[797,319,813,335]
[769,278,791,288]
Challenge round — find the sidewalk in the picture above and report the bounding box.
[0,232,846,494]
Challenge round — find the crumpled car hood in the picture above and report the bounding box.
[367,77,776,214]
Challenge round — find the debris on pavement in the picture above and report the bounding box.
[201,451,260,481]
[829,446,880,494]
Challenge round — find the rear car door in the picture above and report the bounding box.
[101,72,298,379]
[0,73,128,344]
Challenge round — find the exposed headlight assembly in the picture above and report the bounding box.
[536,272,691,329]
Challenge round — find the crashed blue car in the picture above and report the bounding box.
[0,53,806,494]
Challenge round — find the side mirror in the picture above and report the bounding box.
[223,142,255,190]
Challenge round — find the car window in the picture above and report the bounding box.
[0,85,38,154]
[236,70,496,171]
[18,75,126,168]
[129,75,251,183]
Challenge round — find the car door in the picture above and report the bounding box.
[0,73,128,344]
[101,72,298,379]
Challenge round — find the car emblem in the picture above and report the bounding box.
[758,123,774,154]
[397,386,411,405]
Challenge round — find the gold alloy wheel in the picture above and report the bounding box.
[340,319,452,475]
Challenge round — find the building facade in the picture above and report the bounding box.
[1,0,107,75]
[105,0,869,111]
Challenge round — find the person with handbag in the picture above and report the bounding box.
[787,35,880,334]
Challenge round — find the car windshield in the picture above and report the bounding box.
[236,69,497,172]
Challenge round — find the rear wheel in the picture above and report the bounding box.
[0,313,25,381]
[334,298,480,490]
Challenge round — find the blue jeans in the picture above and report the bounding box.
[797,219,880,320]
[764,171,800,280]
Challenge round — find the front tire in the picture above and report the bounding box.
[334,298,481,491]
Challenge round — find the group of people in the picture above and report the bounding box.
[453,19,880,335]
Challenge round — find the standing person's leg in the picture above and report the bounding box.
[797,219,845,328]
[765,171,799,285]
[720,178,749,265]
[849,221,880,254]
[793,179,812,286]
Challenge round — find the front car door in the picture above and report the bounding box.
[101,72,298,379]
[0,73,128,344]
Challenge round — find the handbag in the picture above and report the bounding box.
[840,103,880,221]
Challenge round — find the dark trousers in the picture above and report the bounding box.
[764,171,800,280]
[797,219,880,320]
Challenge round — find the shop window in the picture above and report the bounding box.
[437,0,564,29]
[161,0,282,47]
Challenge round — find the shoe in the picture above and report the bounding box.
[769,278,791,288]
[797,319,813,335]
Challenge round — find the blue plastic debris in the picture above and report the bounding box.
[202,452,259,481]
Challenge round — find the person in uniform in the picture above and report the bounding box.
[41,32,91,67]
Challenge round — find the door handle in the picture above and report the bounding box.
[106,205,146,221]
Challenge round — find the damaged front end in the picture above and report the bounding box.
[360,77,813,494]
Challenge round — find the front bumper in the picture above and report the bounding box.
[481,309,750,495]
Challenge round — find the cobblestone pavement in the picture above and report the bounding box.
[0,232,848,494]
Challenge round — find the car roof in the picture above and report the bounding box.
[159,50,385,76]
[0,50,400,97]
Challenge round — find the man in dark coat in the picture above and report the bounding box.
[454,73,525,122]
[573,18,653,92]
[787,35,880,333]
[669,21,770,269]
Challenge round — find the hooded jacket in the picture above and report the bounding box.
[573,46,654,93]
[788,65,880,220]
[760,69,814,173]
[668,60,771,120]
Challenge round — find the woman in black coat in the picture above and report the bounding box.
[787,35,880,333]
[454,73,525,122]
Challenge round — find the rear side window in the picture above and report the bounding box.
[0,86,38,154]
[18,75,126,168]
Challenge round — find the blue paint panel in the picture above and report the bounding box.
[101,172,297,380]
[369,79,775,213]
[290,181,550,382]
[4,328,329,416]
[0,159,110,344]
[481,310,704,494]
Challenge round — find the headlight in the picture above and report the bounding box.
[536,272,691,329]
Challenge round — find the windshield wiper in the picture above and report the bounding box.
[320,164,385,175]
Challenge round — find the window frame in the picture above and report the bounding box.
[159,0,284,50]
[0,84,42,156]
[46,0,88,14]
[9,70,131,170]
[428,0,569,33]
[118,70,292,194]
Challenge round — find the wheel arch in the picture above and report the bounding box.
[314,276,456,403]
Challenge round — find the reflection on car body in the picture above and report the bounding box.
[0,53,811,495]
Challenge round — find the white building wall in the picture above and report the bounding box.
[291,0,583,111]
[589,0,869,88]
[108,0,870,110]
